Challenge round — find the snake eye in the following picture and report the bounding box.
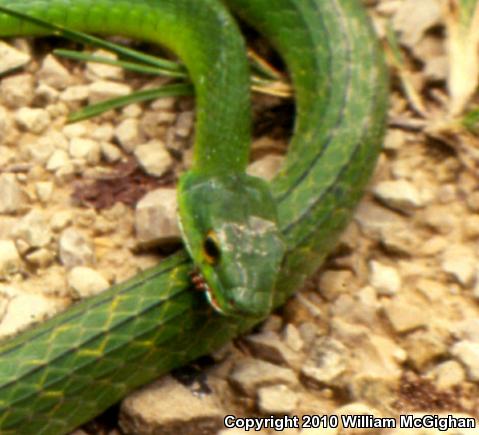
[203,230,221,265]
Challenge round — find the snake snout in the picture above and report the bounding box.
[226,286,272,318]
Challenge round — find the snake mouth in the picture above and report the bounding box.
[190,269,225,314]
[204,288,224,314]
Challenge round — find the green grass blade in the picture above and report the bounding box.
[0,4,186,73]
[68,83,194,123]
[54,49,187,78]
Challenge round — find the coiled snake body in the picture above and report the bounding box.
[0,0,388,433]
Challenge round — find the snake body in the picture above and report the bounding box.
[0,0,388,433]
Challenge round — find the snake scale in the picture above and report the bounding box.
[0,0,388,433]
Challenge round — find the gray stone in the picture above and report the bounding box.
[0,174,28,214]
[0,240,22,278]
[373,179,426,214]
[15,107,51,134]
[120,375,224,435]
[382,296,428,333]
[248,155,284,182]
[0,42,30,75]
[0,73,34,108]
[229,358,297,397]
[88,80,131,103]
[451,340,479,382]
[245,330,302,368]
[13,209,52,250]
[257,384,299,414]
[369,261,401,296]
[38,54,74,89]
[0,285,64,337]
[135,188,180,246]
[134,140,173,177]
[68,266,109,298]
[59,228,95,268]
[301,337,349,387]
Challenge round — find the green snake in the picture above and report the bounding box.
[0,0,388,433]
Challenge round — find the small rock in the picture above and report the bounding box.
[28,131,68,164]
[38,54,73,89]
[436,184,457,204]
[331,293,378,329]
[283,324,304,352]
[441,245,476,287]
[318,269,353,301]
[380,223,421,255]
[67,266,109,298]
[429,360,465,390]
[0,146,15,167]
[60,85,90,103]
[59,228,95,268]
[0,240,22,278]
[415,278,448,302]
[25,248,55,268]
[50,211,73,232]
[350,331,406,382]
[369,261,401,296]
[354,200,405,240]
[383,129,405,151]
[46,149,72,172]
[87,49,123,80]
[120,376,224,435]
[257,384,299,414]
[100,142,123,163]
[90,123,114,142]
[393,0,442,47]
[0,174,28,214]
[245,330,302,368]
[424,55,448,82]
[422,206,457,235]
[0,41,30,75]
[452,318,479,343]
[135,188,180,246]
[382,295,428,333]
[88,80,131,103]
[373,179,425,214]
[0,73,34,108]
[260,314,283,333]
[15,107,51,134]
[301,337,349,387]
[229,358,297,397]
[247,155,284,182]
[63,122,91,139]
[298,322,319,347]
[35,83,59,104]
[122,103,142,118]
[134,140,174,177]
[13,209,52,249]
[403,330,447,369]
[115,118,142,152]
[175,110,194,137]
[0,285,64,337]
[69,137,101,165]
[35,181,54,203]
[464,215,479,240]
[417,236,447,257]
[151,97,176,111]
[451,340,479,381]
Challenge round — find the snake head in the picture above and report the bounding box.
[178,170,285,318]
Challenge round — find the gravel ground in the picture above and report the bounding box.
[1,0,479,434]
